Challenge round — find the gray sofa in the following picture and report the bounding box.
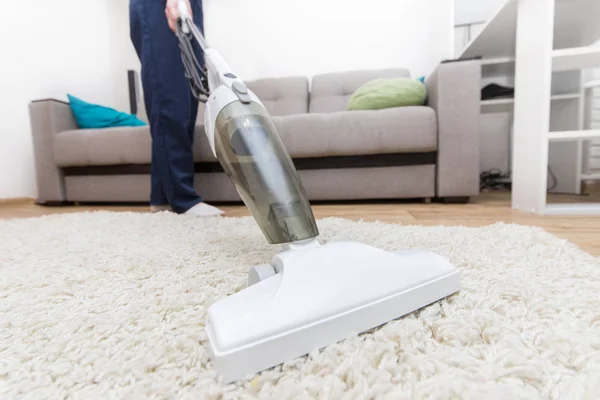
[29,60,481,205]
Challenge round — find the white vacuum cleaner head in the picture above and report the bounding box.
[175,5,461,384]
[207,240,460,383]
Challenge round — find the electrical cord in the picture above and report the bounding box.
[547,166,557,191]
[480,168,507,191]
[480,167,558,192]
[176,20,210,102]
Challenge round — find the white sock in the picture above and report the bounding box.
[184,202,225,216]
[150,205,172,213]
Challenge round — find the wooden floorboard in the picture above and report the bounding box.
[1,191,599,256]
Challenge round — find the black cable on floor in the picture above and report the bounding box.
[480,167,558,192]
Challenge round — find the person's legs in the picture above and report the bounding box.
[130,1,168,209]
[129,0,209,214]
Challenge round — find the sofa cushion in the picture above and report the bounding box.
[347,77,427,110]
[67,94,147,129]
[54,125,219,167]
[309,68,411,114]
[55,106,436,167]
[270,106,437,158]
[54,126,152,167]
[247,76,310,116]
[197,76,310,119]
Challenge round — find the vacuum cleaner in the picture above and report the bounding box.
[175,1,461,383]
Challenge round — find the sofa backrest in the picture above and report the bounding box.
[246,76,309,116]
[308,68,411,113]
[196,75,309,122]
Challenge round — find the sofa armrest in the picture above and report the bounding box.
[29,99,77,203]
[426,59,481,198]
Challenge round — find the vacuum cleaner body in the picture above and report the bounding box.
[203,81,319,244]
[176,3,461,384]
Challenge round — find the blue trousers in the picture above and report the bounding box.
[129,0,204,213]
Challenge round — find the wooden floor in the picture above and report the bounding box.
[1,191,599,256]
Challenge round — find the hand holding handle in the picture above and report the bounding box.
[166,0,191,32]
[177,0,191,20]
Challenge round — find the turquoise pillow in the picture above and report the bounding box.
[347,77,427,111]
[67,94,147,129]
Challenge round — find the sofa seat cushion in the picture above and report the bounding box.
[55,106,436,167]
[190,106,437,161]
[54,126,153,167]
[270,106,437,158]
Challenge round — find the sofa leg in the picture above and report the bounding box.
[441,196,470,204]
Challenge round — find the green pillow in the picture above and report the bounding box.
[347,77,427,111]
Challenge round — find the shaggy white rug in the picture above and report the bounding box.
[1,211,599,399]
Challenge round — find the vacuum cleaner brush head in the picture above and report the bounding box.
[205,240,460,383]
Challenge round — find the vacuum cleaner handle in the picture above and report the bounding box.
[177,0,191,22]
[176,0,209,50]
[175,0,251,103]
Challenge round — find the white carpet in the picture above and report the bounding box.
[1,211,600,399]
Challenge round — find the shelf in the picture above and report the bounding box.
[478,48,600,78]
[550,92,582,101]
[584,80,600,89]
[552,47,600,72]
[547,129,600,141]
[581,173,600,180]
[480,57,514,66]
[460,0,600,60]
[481,57,515,78]
[481,92,580,113]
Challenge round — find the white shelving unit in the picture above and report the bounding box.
[457,0,600,214]
[582,76,600,181]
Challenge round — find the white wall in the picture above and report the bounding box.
[201,0,454,82]
[107,0,145,120]
[453,0,506,57]
[454,0,506,26]
[0,0,115,200]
